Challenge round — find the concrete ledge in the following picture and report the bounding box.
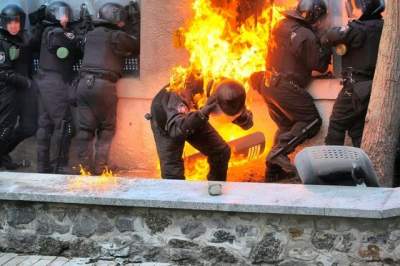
[0,172,398,219]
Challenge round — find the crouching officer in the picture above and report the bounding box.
[149,75,253,181]
[250,0,331,181]
[34,1,82,173]
[323,0,384,147]
[0,4,32,168]
[76,3,139,175]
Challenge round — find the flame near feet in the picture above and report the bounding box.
[68,165,119,192]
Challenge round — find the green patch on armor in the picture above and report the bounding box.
[9,46,20,61]
[56,47,69,59]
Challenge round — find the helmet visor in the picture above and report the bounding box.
[54,6,71,21]
[113,9,127,23]
[3,15,21,24]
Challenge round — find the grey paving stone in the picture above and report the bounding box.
[18,255,42,266]
[0,253,18,265]
[32,256,57,266]
[3,255,30,266]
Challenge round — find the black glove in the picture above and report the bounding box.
[199,95,218,117]
[320,27,348,48]
[232,110,254,130]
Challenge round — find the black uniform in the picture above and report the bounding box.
[0,29,31,157]
[35,24,81,173]
[150,86,232,181]
[324,19,383,147]
[76,22,138,174]
[1,30,38,160]
[256,13,330,177]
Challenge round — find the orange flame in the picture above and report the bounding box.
[169,0,297,181]
[68,165,119,192]
[170,0,287,91]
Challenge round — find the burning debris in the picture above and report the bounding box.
[168,0,297,180]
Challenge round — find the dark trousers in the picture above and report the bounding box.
[264,81,322,152]
[151,121,231,181]
[2,80,38,156]
[262,81,321,177]
[36,71,73,173]
[76,75,117,173]
[0,83,17,155]
[325,83,369,147]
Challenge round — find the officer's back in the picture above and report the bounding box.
[267,9,330,88]
[341,19,383,77]
[80,23,137,76]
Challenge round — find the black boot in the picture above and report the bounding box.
[266,147,296,174]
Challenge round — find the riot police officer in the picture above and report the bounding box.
[0,4,39,169]
[34,1,82,173]
[250,0,331,181]
[149,76,253,181]
[0,4,33,169]
[323,0,384,147]
[76,3,139,175]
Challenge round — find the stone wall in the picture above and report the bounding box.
[1,201,400,265]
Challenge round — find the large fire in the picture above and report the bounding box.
[170,0,297,181]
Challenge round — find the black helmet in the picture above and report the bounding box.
[215,79,246,116]
[45,1,72,23]
[296,0,327,24]
[0,4,25,30]
[98,3,128,26]
[359,0,385,21]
